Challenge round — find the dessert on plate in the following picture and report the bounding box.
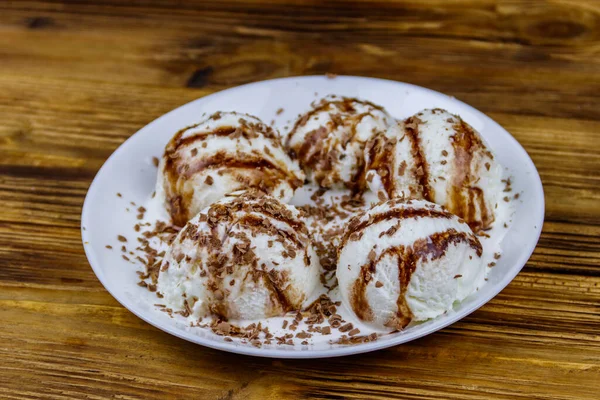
[366,109,503,231]
[157,190,321,320]
[286,95,401,191]
[121,92,513,347]
[155,111,304,226]
[336,199,483,331]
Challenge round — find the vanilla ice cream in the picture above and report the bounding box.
[157,191,321,321]
[337,199,484,331]
[286,96,401,190]
[156,112,304,226]
[367,109,503,231]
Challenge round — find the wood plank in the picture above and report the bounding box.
[0,281,598,400]
[0,1,599,120]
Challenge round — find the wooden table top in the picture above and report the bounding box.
[1,1,599,399]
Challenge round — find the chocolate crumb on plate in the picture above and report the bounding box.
[348,328,360,337]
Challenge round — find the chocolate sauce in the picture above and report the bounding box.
[176,126,237,147]
[350,262,376,322]
[362,134,396,195]
[450,120,494,231]
[404,116,432,201]
[297,127,330,171]
[265,269,292,314]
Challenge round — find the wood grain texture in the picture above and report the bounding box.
[0,0,599,398]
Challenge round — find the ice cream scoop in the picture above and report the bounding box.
[366,109,503,231]
[156,112,304,226]
[337,199,484,331]
[157,191,321,321]
[286,96,401,190]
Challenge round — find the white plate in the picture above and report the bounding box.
[81,76,544,358]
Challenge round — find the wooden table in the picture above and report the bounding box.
[1,1,599,398]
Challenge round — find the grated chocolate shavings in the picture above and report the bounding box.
[348,328,360,336]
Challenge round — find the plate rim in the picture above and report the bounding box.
[81,75,545,358]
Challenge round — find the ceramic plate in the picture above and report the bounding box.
[81,76,544,358]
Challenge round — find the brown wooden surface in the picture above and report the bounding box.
[1,0,599,398]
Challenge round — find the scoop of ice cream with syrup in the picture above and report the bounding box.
[337,198,484,332]
[286,95,401,190]
[157,190,321,321]
[156,112,303,226]
[365,108,503,231]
